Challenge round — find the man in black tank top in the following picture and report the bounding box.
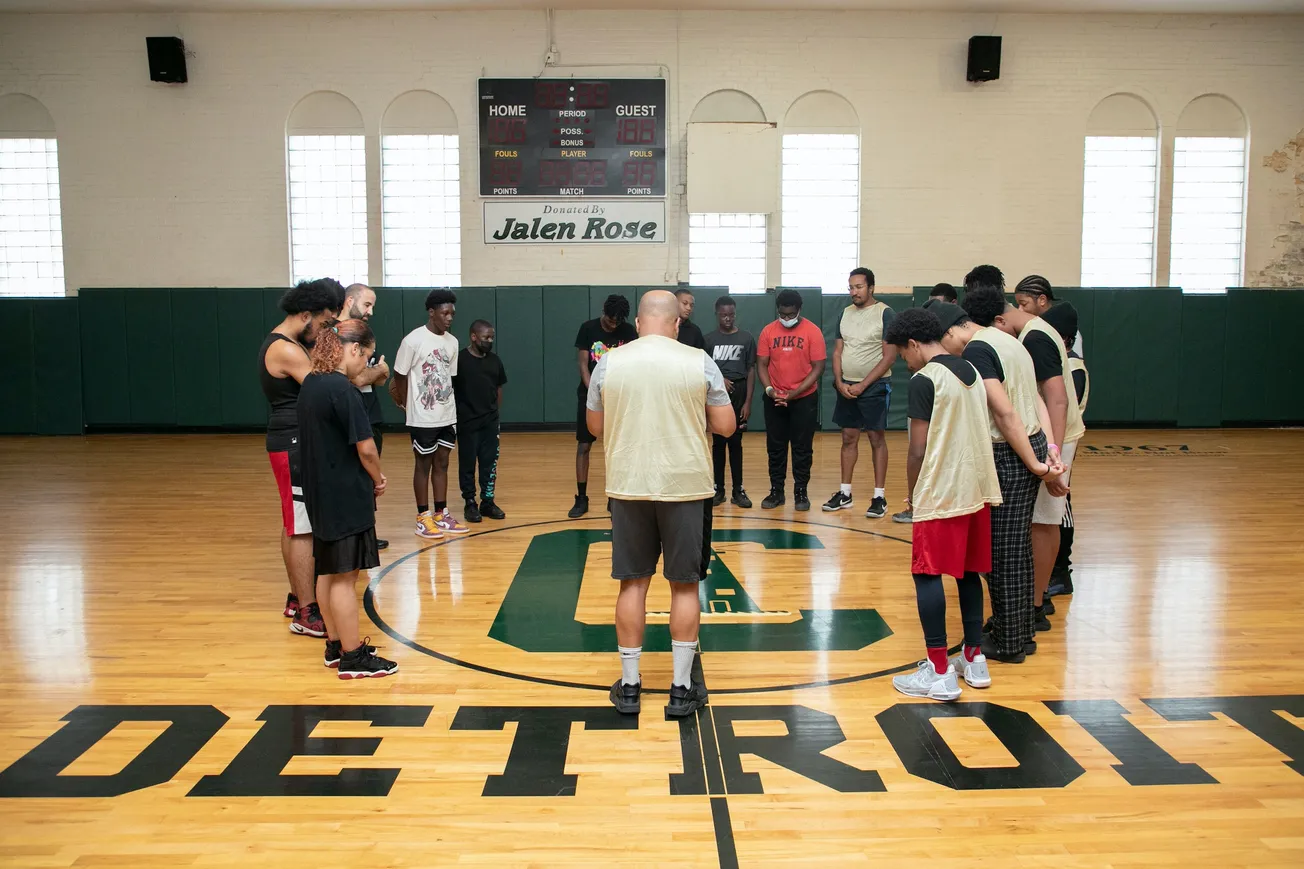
[258,278,343,638]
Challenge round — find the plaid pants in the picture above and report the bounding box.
[987,432,1046,656]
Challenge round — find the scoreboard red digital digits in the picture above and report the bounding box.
[479,78,666,197]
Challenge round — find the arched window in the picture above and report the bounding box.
[381,91,460,288]
[687,89,768,293]
[1081,94,1159,287]
[781,91,859,294]
[285,91,367,286]
[1170,95,1247,292]
[0,94,63,296]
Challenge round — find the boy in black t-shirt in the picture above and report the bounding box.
[453,320,509,523]
[571,294,637,518]
[704,294,756,507]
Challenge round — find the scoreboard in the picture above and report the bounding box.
[478,78,666,198]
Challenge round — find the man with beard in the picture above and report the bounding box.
[343,284,390,550]
[258,278,343,637]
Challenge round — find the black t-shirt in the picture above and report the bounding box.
[297,371,377,542]
[704,329,757,381]
[360,348,384,426]
[962,338,1004,382]
[678,319,705,349]
[908,355,979,421]
[1023,330,1062,382]
[453,349,508,431]
[574,318,638,395]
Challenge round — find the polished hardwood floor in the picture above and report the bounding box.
[1,429,1302,867]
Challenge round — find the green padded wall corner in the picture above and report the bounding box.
[78,289,130,427]
[217,289,269,427]
[542,286,590,424]
[1178,292,1226,427]
[2,300,35,434]
[124,288,176,426]
[494,286,544,423]
[31,298,82,434]
[171,289,222,427]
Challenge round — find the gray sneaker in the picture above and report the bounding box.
[892,660,962,701]
[892,508,913,524]
[949,652,992,688]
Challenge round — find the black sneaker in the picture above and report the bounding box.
[324,638,376,669]
[464,500,482,523]
[712,488,726,507]
[731,488,752,508]
[609,679,641,714]
[1034,608,1052,632]
[761,488,785,509]
[1047,569,1074,597]
[980,636,1026,664]
[337,641,397,680]
[665,681,709,718]
[865,496,888,518]
[376,538,389,551]
[568,495,589,518]
[480,499,505,520]
[1024,639,1038,655]
[822,491,854,512]
[794,489,810,512]
[1042,597,1056,616]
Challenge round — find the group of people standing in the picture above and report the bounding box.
[257,280,509,679]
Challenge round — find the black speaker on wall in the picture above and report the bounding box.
[146,36,187,84]
[967,35,1001,82]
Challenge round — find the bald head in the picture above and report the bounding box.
[636,290,681,339]
[344,283,375,320]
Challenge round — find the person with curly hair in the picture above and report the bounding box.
[570,293,637,518]
[298,318,396,679]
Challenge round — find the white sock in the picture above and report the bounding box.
[618,646,641,685]
[874,488,885,500]
[671,639,697,688]
[840,483,852,496]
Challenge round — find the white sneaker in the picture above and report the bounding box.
[892,661,962,701]
[949,652,992,688]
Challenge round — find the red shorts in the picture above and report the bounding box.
[269,450,312,536]
[911,505,991,577]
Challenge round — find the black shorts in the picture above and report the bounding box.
[576,393,598,444]
[610,498,709,583]
[314,526,380,576]
[410,425,457,456]
[832,379,891,431]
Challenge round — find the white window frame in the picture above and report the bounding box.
[1170,136,1247,294]
[0,137,64,297]
[688,212,767,294]
[781,133,860,294]
[1080,135,1159,288]
[381,133,461,288]
[286,134,368,286]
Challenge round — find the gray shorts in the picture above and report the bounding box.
[610,498,710,583]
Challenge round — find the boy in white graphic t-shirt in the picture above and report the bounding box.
[389,289,469,539]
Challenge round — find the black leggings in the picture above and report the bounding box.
[913,572,984,649]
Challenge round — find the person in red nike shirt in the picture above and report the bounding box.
[756,289,826,512]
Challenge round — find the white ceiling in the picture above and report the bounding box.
[1,0,1302,13]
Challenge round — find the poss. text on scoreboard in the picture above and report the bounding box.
[478,78,666,198]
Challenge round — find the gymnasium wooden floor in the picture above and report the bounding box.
[1,429,1302,868]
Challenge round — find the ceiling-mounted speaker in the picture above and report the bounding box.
[147,37,187,84]
[967,35,1001,83]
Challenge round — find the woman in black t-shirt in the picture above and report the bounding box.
[300,319,397,680]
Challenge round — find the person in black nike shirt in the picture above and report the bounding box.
[454,320,509,523]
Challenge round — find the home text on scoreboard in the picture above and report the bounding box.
[478,78,667,198]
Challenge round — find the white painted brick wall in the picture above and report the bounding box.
[0,10,1301,292]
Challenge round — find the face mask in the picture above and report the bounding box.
[779,316,800,329]
[477,340,494,353]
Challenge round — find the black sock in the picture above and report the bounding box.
[577,482,588,498]
[417,503,429,514]
[435,500,447,512]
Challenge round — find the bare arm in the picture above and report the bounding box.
[756,355,772,392]
[707,403,737,438]
[983,379,1051,477]
[1038,375,1070,448]
[351,355,388,389]
[388,372,408,410]
[586,408,603,438]
[267,341,313,385]
[355,437,385,496]
[832,339,847,397]
[577,349,592,389]
[906,418,929,506]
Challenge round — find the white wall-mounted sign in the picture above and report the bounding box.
[483,200,665,244]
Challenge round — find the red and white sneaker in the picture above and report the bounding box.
[283,593,299,619]
[435,508,470,535]
[290,601,326,637]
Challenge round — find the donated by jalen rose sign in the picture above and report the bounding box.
[484,201,665,244]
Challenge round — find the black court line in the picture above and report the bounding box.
[687,652,739,869]
[363,515,959,695]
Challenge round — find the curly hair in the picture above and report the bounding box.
[776,289,804,310]
[963,264,1005,296]
[602,294,631,322]
[279,278,345,315]
[960,286,1007,327]
[425,289,457,311]
[309,318,375,374]
[883,307,944,347]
